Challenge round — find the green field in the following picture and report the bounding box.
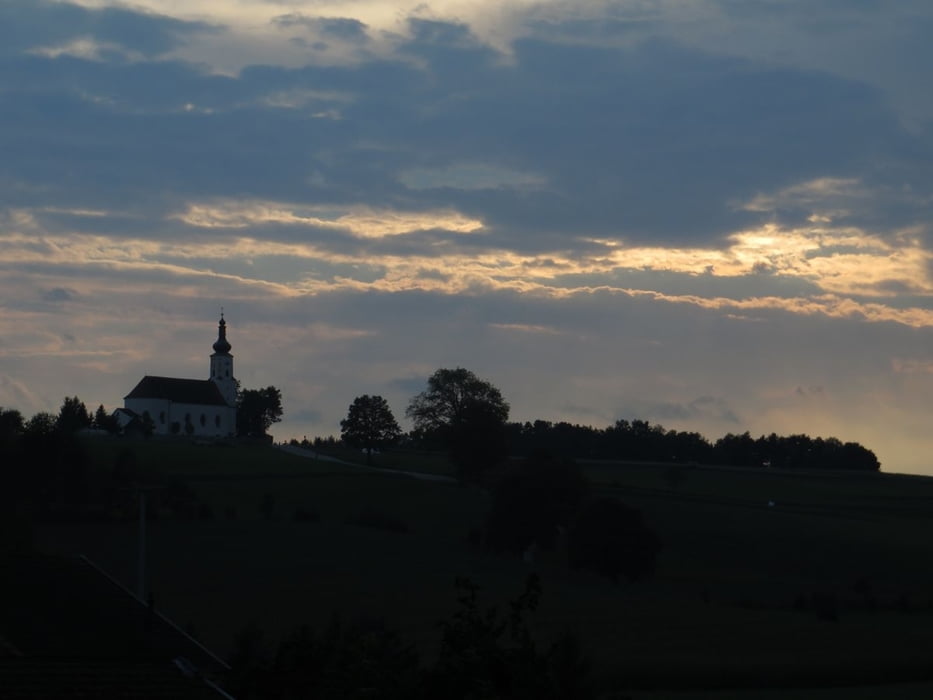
[34,438,933,697]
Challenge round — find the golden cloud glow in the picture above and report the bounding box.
[741,177,864,213]
[174,201,484,237]
[4,204,933,328]
[594,223,933,298]
[489,322,562,334]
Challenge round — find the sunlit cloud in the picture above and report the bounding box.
[639,291,933,329]
[4,215,933,328]
[488,322,562,335]
[173,201,485,238]
[740,177,865,214]
[40,207,113,218]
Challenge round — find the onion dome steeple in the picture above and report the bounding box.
[210,311,236,406]
[213,313,232,355]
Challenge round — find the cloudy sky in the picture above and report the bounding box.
[3,0,933,473]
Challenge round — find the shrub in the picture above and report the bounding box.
[569,498,661,583]
[485,451,588,555]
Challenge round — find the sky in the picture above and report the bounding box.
[3,1,933,473]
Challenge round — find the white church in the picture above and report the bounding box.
[119,315,238,437]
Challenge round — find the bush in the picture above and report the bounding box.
[569,498,661,583]
[485,451,588,555]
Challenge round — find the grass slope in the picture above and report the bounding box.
[34,438,933,696]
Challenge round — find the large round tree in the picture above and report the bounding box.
[406,367,510,481]
[236,386,283,438]
[340,395,402,463]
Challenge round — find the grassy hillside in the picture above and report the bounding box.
[34,438,933,697]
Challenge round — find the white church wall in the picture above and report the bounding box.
[124,397,235,437]
[168,401,235,437]
[125,397,171,434]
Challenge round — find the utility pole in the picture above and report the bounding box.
[131,484,162,601]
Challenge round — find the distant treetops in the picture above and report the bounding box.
[504,420,880,472]
[335,366,880,475]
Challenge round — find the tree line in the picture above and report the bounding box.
[0,396,117,439]
[504,420,881,472]
[0,386,283,442]
[335,367,880,475]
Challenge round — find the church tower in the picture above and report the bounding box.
[210,313,237,406]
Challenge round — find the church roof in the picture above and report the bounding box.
[124,376,229,406]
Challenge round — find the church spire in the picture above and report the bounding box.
[210,312,236,406]
[212,312,232,355]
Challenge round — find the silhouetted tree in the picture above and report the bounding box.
[569,498,661,583]
[0,407,24,441]
[232,618,421,700]
[340,394,402,464]
[24,411,57,437]
[56,396,92,433]
[229,576,591,699]
[426,575,593,700]
[711,431,879,471]
[92,404,119,433]
[485,452,588,555]
[237,386,284,437]
[407,367,510,481]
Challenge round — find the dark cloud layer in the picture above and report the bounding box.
[0,0,217,58]
[2,3,929,250]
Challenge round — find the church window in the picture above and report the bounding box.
[159,411,165,425]
[215,415,221,427]
[200,413,206,427]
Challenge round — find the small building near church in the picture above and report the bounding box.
[122,315,238,437]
